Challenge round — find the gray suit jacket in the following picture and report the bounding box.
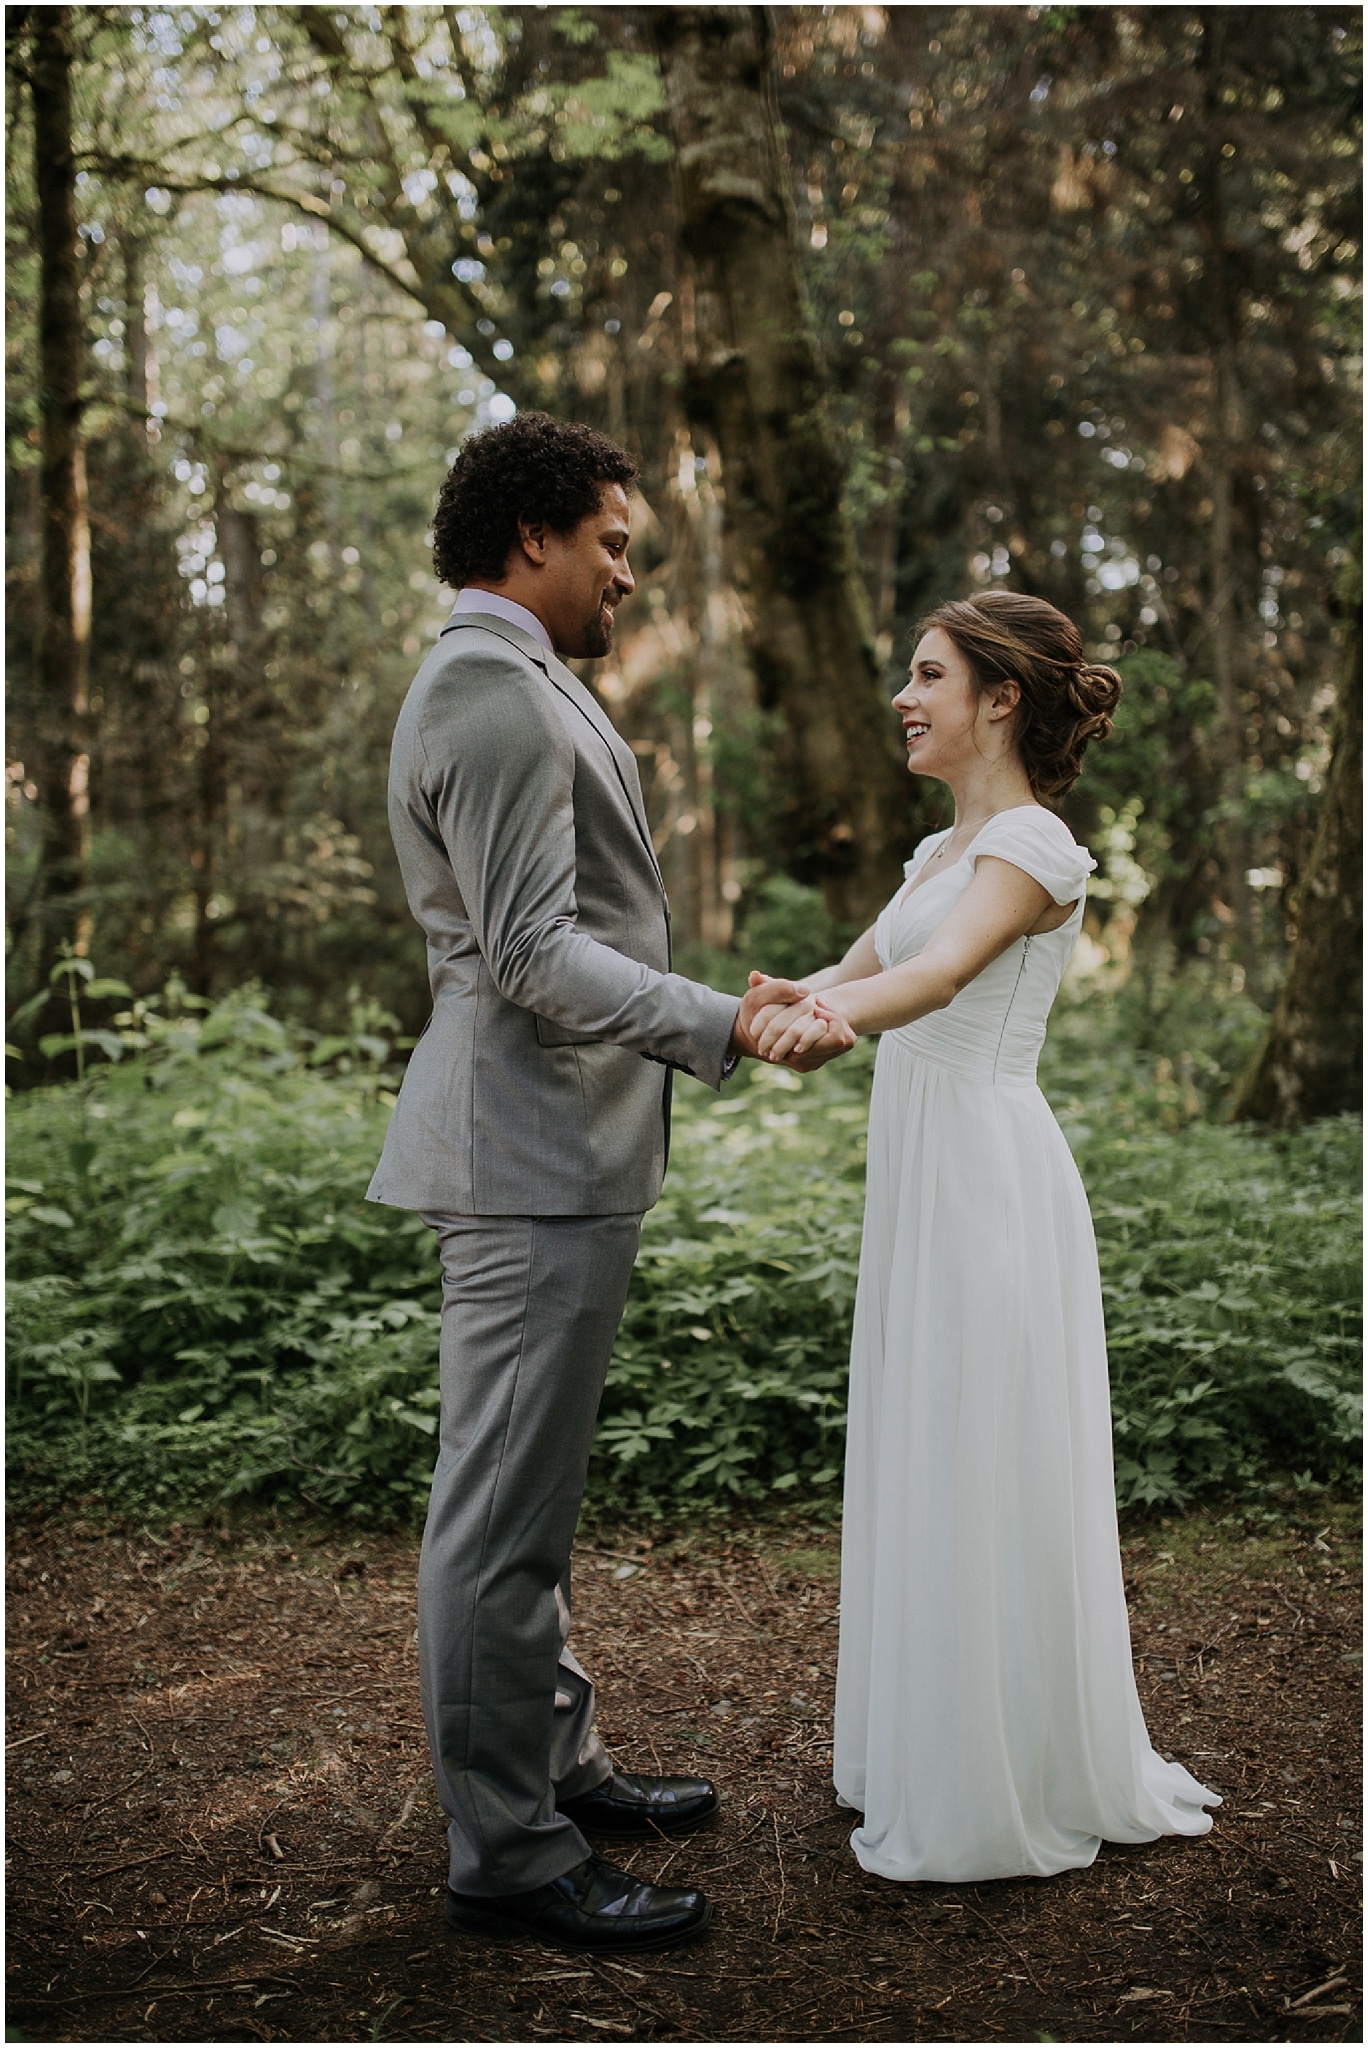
[366,613,740,1215]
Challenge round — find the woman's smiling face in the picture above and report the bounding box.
[892,627,987,780]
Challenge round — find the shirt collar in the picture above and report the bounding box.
[450,587,554,656]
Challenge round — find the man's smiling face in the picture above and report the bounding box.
[529,483,636,659]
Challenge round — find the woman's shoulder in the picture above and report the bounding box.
[969,806,1096,902]
[974,805,1089,853]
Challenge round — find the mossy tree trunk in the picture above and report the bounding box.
[26,4,93,968]
[651,5,913,927]
[1234,571,1361,1125]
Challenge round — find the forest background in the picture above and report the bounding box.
[5,3,1362,1523]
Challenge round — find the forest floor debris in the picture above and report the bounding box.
[6,1499,1360,2043]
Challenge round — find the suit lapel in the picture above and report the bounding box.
[442,613,664,889]
[543,652,659,866]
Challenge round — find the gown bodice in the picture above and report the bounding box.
[872,806,1096,1086]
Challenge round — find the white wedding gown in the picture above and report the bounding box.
[832,806,1218,1883]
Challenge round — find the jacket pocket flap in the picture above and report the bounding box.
[535,1014,599,1049]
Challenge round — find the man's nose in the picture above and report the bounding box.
[613,555,635,598]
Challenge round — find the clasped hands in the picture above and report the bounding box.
[729,973,856,1073]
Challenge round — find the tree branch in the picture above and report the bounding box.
[385,3,471,169]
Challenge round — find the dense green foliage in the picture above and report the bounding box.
[7,978,1358,1522]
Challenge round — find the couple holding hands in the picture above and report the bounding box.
[366,414,1217,1954]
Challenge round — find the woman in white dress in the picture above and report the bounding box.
[756,592,1218,1883]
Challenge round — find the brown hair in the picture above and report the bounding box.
[915,591,1122,800]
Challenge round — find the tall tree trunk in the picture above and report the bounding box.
[312,238,339,572]
[652,5,911,925]
[864,366,907,667]
[1198,12,1261,1001]
[123,230,148,419]
[1207,339,1262,1001]
[1233,570,1361,1125]
[30,5,93,962]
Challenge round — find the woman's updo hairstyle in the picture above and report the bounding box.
[915,591,1122,801]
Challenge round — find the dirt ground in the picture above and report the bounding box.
[5,1498,1361,2045]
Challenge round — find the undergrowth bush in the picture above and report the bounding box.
[5,975,1360,1522]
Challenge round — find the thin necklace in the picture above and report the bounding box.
[926,818,982,865]
[930,801,1038,865]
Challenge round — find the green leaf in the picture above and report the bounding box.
[50,955,94,986]
[308,1036,353,1066]
[8,989,52,1031]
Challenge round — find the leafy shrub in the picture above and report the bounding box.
[5,980,1360,1521]
[737,876,844,981]
[7,994,440,1517]
[1074,1118,1360,1505]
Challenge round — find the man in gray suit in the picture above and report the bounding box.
[368,414,853,1952]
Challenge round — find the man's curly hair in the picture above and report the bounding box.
[431,412,640,588]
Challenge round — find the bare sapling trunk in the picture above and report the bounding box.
[652,6,912,927]
[1207,342,1261,1002]
[1234,570,1361,1125]
[123,230,148,419]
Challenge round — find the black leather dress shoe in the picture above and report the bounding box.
[445,1852,711,1951]
[558,1768,720,1837]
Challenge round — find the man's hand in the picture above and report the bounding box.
[733,973,857,1072]
[729,974,810,1060]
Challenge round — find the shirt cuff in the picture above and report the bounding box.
[721,1051,741,1084]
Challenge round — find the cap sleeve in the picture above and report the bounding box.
[967,808,1096,906]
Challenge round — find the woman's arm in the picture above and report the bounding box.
[800,924,882,993]
[759,857,1054,1056]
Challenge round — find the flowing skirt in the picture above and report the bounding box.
[832,1035,1218,1882]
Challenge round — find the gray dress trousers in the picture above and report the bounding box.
[419,1211,641,1894]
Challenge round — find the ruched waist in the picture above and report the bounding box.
[883,1017,1042,1086]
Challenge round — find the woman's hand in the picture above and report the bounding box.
[746,973,857,1070]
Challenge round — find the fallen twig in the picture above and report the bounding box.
[1288,1969,1348,2009]
[771,1811,787,1941]
[77,1763,153,1815]
[377,1780,423,1850]
[753,1551,783,1605]
[22,1972,300,2007]
[712,1572,761,1632]
[81,1848,179,1881]
[963,1894,1046,1996]
[814,2009,899,2036]
[126,1942,181,1990]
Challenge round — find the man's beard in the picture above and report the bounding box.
[580,601,614,659]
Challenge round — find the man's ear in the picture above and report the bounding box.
[516,517,549,566]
